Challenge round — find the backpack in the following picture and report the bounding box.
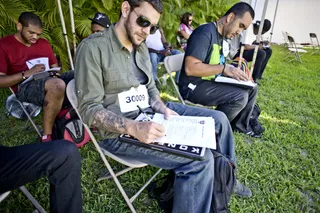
[211,150,236,213]
[52,107,90,148]
[148,147,236,213]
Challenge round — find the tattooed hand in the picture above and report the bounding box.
[222,64,249,81]
[129,121,166,144]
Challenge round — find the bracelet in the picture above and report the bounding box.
[221,64,226,75]
[22,70,27,80]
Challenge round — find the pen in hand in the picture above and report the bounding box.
[137,105,152,121]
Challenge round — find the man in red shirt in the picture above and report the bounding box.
[0,12,73,142]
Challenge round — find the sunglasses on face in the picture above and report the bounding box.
[132,10,159,34]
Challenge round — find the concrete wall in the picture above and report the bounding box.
[248,0,320,44]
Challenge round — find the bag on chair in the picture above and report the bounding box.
[52,107,90,148]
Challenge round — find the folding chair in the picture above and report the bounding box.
[286,35,307,63]
[281,31,290,48]
[0,186,46,213]
[163,53,185,104]
[6,87,42,137]
[66,79,162,213]
[309,33,320,55]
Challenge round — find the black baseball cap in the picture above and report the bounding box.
[88,12,111,28]
[254,19,271,32]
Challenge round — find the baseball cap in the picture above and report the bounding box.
[88,12,111,28]
[254,19,271,32]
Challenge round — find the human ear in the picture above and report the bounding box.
[121,1,131,19]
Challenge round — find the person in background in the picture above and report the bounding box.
[0,140,83,213]
[89,12,111,34]
[0,12,74,142]
[179,2,264,138]
[229,19,272,82]
[146,27,182,84]
[177,12,194,51]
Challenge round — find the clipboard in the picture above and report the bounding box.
[119,133,206,160]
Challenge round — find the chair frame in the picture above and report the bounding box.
[0,186,46,213]
[8,87,42,137]
[66,79,162,213]
[285,35,307,63]
[309,33,320,55]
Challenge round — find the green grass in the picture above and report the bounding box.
[1,45,320,212]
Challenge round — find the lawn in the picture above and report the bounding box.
[0,45,319,213]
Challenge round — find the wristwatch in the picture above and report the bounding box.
[22,70,27,80]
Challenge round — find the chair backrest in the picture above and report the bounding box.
[164,53,185,74]
[287,35,298,49]
[310,33,317,38]
[66,79,78,109]
[309,33,320,47]
[163,54,185,105]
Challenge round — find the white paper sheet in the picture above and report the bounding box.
[150,113,216,149]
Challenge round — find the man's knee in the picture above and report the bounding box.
[257,50,267,60]
[45,78,66,95]
[50,140,81,167]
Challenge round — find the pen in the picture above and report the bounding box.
[27,60,35,66]
[137,105,152,121]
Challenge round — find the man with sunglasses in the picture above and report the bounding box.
[75,1,251,212]
[179,2,263,138]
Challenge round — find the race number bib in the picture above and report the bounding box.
[118,85,150,113]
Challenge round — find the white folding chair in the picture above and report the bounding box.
[0,186,46,213]
[309,33,320,55]
[6,87,42,137]
[163,54,208,109]
[163,53,185,104]
[286,35,307,63]
[66,79,162,213]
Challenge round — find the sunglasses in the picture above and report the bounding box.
[132,10,159,34]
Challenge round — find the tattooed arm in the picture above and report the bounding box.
[91,108,166,143]
[150,96,179,119]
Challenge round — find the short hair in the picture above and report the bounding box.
[126,0,163,14]
[224,2,255,20]
[18,12,43,28]
[180,12,193,26]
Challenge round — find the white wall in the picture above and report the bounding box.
[249,0,320,44]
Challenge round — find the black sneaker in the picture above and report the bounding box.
[233,128,262,138]
[234,180,252,198]
[250,119,265,135]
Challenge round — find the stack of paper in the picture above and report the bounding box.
[143,113,216,149]
[215,76,257,89]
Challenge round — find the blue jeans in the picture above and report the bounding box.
[0,140,82,213]
[149,50,182,82]
[183,81,258,133]
[100,102,235,213]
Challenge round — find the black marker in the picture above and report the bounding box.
[137,105,152,121]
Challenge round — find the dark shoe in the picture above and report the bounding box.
[233,128,262,138]
[250,119,265,135]
[234,180,252,198]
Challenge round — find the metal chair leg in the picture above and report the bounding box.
[19,186,47,213]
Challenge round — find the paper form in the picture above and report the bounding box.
[150,113,216,149]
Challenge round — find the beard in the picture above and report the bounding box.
[124,17,146,49]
